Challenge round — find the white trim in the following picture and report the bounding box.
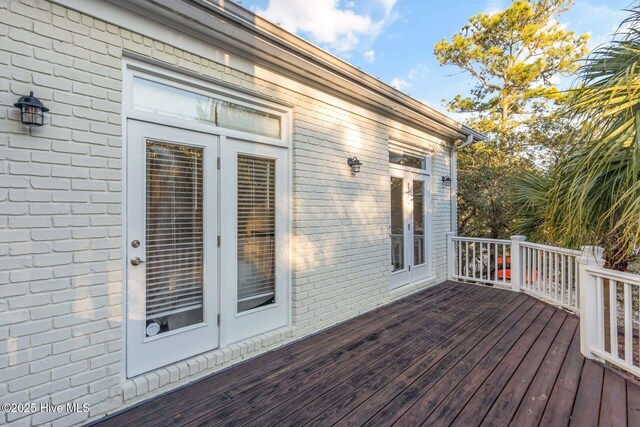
[120,56,129,385]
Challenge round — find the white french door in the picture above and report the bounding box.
[390,167,432,288]
[220,138,288,345]
[126,121,219,377]
[127,123,290,376]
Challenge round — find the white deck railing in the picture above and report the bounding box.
[521,241,581,313]
[446,233,640,378]
[581,263,640,377]
[448,236,512,288]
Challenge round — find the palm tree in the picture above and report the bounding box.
[514,8,640,270]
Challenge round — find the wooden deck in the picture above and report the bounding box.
[95,281,640,426]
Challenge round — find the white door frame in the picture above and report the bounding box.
[389,163,433,289]
[126,120,219,377]
[122,61,292,378]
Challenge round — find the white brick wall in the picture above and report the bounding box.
[0,0,455,425]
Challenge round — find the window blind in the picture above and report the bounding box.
[146,140,204,320]
[237,155,276,313]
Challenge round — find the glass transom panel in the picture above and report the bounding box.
[133,77,281,139]
[389,150,426,169]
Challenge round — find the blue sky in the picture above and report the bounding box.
[239,0,632,114]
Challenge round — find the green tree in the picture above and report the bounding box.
[434,0,589,238]
[515,8,640,270]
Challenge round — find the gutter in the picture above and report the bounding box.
[458,134,476,148]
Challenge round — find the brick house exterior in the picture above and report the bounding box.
[0,0,482,425]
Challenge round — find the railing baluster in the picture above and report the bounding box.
[531,248,535,293]
[457,241,462,277]
[624,282,632,363]
[548,251,552,296]
[537,249,542,295]
[493,243,504,282]
[527,247,532,290]
[540,250,544,295]
[610,279,618,359]
[569,257,574,308]
[548,251,551,297]
[544,250,549,296]
[502,243,507,286]
[527,247,532,289]
[553,253,560,301]
[479,242,483,280]
[465,241,469,279]
[561,254,566,306]
[522,247,527,289]
[596,276,604,350]
[472,243,476,279]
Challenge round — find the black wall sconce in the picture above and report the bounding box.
[442,176,452,186]
[347,157,362,174]
[14,91,49,127]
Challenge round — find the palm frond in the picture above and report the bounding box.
[514,7,640,269]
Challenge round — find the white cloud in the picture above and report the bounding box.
[255,0,396,53]
[364,49,376,63]
[484,0,506,15]
[388,63,428,91]
[391,77,410,91]
[376,0,398,15]
[408,64,429,80]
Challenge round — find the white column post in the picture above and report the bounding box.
[446,231,456,280]
[579,246,605,361]
[509,235,526,292]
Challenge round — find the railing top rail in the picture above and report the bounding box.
[520,241,582,256]
[450,236,511,245]
[585,265,640,286]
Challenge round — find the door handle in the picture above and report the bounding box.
[130,257,145,266]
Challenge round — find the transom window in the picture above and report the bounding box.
[389,150,427,169]
[132,77,282,139]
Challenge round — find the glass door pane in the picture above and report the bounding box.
[390,176,405,272]
[237,155,276,312]
[145,140,204,336]
[413,180,425,266]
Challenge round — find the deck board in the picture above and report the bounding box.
[93,281,640,427]
[479,312,577,426]
[570,359,604,427]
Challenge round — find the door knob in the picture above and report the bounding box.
[130,257,145,266]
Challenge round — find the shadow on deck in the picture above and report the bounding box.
[93,281,640,426]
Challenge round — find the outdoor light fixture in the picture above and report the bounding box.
[442,176,452,186]
[14,91,49,127]
[347,156,362,174]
